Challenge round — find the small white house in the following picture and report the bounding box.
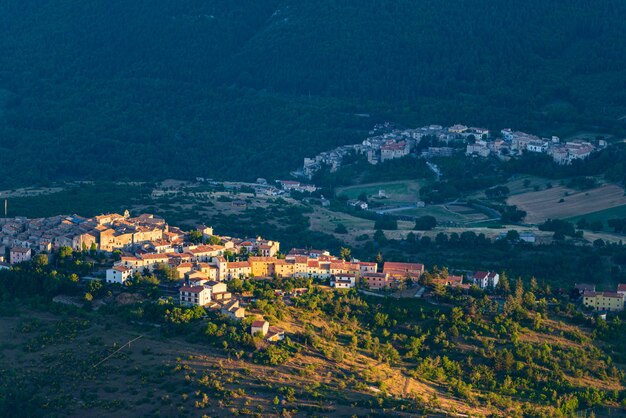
[331,273,356,289]
[251,320,270,336]
[106,266,133,284]
[472,271,500,289]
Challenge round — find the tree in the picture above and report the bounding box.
[33,254,48,267]
[374,214,398,230]
[374,229,387,244]
[339,247,351,261]
[87,280,103,296]
[334,223,348,234]
[188,230,203,244]
[414,215,437,231]
[154,263,179,282]
[59,246,73,259]
[515,277,524,303]
[332,346,344,363]
[435,233,448,245]
[206,235,222,245]
[496,272,510,294]
[505,230,520,242]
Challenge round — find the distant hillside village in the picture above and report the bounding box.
[2,211,583,340]
[295,122,605,179]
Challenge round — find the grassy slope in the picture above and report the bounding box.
[0,304,475,417]
[1,295,621,417]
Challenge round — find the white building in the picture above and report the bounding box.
[527,141,548,153]
[9,247,32,265]
[251,320,270,337]
[106,266,133,284]
[472,271,500,289]
[179,285,211,307]
[331,273,356,289]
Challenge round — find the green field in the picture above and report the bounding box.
[337,180,424,203]
[566,204,626,226]
[393,205,467,222]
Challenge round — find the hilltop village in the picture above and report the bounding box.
[1,210,624,344]
[296,123,604,179]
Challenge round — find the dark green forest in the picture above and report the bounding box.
[0,0,624,187]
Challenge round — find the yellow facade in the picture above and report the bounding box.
[583,292,624,312]
[249,257,276,277]
[274,261,295,278]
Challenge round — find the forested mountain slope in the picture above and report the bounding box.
[0,0,624,186]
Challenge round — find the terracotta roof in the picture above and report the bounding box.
[140,253,169,260]
[180,285,205,294]
[252,320,268,328]
[383,262,424,272]
[473,271,489,279]
[248,256,276,262]
[364,273,387,278]
[227,261,250,269]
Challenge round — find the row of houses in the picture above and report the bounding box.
[330,262,426,290]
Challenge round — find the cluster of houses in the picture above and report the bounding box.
[0,212,173,255]
[297,123,491,179]
[0,210,517,341]
[275,180,318,194]
[467,127,603,165]
[294,122,604,181]
[575,283,626,312]
[298,122,429,179]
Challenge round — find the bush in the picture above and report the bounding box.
[414,215,437,231]
[374,215,397,230]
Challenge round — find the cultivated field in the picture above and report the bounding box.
[507,184,626,224]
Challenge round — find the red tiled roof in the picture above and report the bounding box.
[383,262,424,272]
[474,271,489,279]
[227,261,250,269]
[140,253,169,260]
[180,285,205,294]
